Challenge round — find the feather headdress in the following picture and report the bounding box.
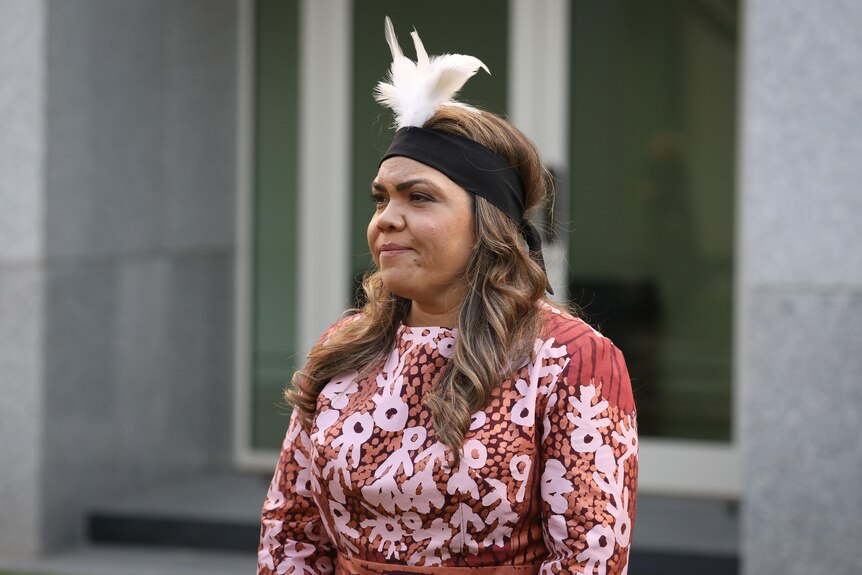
[374,16,489,130]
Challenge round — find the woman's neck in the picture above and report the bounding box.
[404,300,461,328]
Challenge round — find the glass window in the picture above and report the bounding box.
[568,0,738,441]
[251,0,300,450]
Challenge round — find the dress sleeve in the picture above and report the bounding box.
[258,409,336,575]
[537,330,638,575]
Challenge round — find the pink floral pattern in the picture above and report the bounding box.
[259,305,638,574]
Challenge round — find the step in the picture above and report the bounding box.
[84,473,740,573]
[87,472,268,552]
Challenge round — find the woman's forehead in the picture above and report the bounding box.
[375,156,452,187]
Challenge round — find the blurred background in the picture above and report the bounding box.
[1,0,860,574]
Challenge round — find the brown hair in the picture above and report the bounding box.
[286,105,565,464]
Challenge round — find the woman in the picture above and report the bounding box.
[258,18,637,575]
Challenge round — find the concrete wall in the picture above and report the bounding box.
[0,0,48,558]
[739,1,862,574]
[0,0,239,557]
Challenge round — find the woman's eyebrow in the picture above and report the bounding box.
[372,178,441,192]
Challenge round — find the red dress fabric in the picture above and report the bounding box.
[258,304,638,574]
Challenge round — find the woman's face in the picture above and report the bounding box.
[368,156,475,313]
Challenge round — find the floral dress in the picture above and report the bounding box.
[258,304,638,574]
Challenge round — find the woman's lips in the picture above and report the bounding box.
[379,244,412,257]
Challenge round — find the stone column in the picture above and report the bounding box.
[739,1,862,574]
[0,0,239,558]
[0,0,47,557]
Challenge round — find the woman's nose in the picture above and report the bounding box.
[376,200,406,230]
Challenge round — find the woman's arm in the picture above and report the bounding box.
[258,409,336,575]
[537,331,638,575]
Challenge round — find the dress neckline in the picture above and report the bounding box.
[397,322,458,337]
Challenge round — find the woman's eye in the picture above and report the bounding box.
[370,193,387,205]
[410,193,431,202]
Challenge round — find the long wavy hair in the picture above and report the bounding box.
[286,105,564,464]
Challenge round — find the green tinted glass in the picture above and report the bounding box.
[568,0,738,441]
[251,0,300,449]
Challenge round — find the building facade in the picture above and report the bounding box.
[1,1,860,573]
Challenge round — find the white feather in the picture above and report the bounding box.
[375,16,490,129]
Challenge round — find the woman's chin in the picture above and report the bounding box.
[379,274,416,301]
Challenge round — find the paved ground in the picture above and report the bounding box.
[0,545,254,575]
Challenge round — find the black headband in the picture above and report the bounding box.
[381,127,526,221]
[380,127,553,294]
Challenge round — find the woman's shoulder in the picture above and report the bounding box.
[538,301,635,413]
[317,312,363,345]
[538,300,611,351]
